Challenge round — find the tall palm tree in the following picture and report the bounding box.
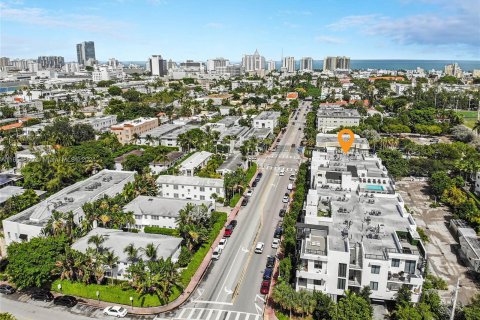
[124,243,139,263]
[88,234,107,254]
[102,250,119,284]
[130,133,141,145]
[142,243,158,261]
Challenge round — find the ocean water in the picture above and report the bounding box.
[122,59,480,71]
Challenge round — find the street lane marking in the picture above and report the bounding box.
[255,294,265,303]
[191,300,234,305]
[254,303,263,315]
[178,308,187,318]
[215,246,244,301]
[224,287,233,295]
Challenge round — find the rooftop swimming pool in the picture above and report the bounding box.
[366,185,384,191]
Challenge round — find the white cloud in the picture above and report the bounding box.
[0,3,131,38]
[283,22,300,29]
[315,35,345,44]
[327,15,379,31]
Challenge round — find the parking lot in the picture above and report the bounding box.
[396,179,479,305]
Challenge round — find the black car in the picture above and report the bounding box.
[241,197,249,206]
[274,227,283,239]
[263,267,273,280]
[279,209,286,217]
[0,284,15,295]
[228,220,238,229]
[266,256,275,268]
[53,295,77,307]
[31,290,54,302]
[252,180,258,187]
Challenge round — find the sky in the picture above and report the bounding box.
[1,0,479,62]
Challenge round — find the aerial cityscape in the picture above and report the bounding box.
[0,1,479,320]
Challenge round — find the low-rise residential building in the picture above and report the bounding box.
[139,123,182,146]
[15,146,52,169]
[0,186,45,206]
[317,106,361,133]
[124,196,213,230]
[113,149,144,171]
[159,124,200,148]
[111,117,159,145]
[157,175,224,201]
[253,111,281,133]
[149,151,184,174]
[72,228,182,280]
[0,173,22,189]
[2,170,135,245]
[178,151,213,176]
[74,115,117,132]
[216,152,245,176]
[295,147,426,303]
[450,220,480,273]
[316,133,370,155]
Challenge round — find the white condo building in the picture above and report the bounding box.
[282,56,295,73]
[317,106,361,133]
[157,175,225,201]
[242,50,265,73]
[267,60,276,72]
[295,136,426,303]
[253,111,281,134]
[301,57,313,71]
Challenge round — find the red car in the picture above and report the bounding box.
[260,280,271,294]
[224,225,234,237]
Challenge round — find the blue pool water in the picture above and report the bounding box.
[367,185,384,191]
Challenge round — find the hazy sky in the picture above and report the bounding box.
[1,0,479,62]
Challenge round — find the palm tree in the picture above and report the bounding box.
[145,134,155,146]
[142,243,158,261]
[102,250,119,284]
[84,158,104,175]
[130,133,141,145]
[42,210,65,236]
[88,234,107,254]
[124,243,139,263]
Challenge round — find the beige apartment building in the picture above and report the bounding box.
[111,117,159,144]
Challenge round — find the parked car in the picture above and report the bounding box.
[279,168,285,176]
[263,267,273,280]
[218,238,228,250]
[282,195,289,203]
[103,306,128,318]
[291,144,296,148]
[212,246,222,260]
[274,227,283,239]
[30,290,54,302]
[245,189,253,197]
[53,295,77,307]
[252,180,258,187]
[255,242,265,254]
[289,174,296,181]
[287,183,293,191]
[228,220,237,229]
[266,256,276,268]
[272,238,280,249]
[260,280,271,294]
[0,284,15,295]
[241,197,249,206]
[224,225,234,237]
[279,208,286,217]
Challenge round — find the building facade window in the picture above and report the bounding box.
[370,281,379,291]
[314,261,322,269]
[337,278,346,290]
[371,265,380,274]
[405,260,416,274]
[392,259,400,267]
[338,263,347,277]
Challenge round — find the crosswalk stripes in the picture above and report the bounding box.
[263,166,296,172]
[163,307,261,320]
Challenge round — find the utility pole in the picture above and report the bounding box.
[450,278,460,320]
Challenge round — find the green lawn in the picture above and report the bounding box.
[229,193,241,207]
[245,162,258,183]
[455,110,478,129]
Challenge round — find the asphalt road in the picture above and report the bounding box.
[157,102,309,320]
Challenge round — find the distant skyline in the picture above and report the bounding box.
[1,0,479,62]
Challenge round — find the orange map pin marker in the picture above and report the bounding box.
[338,129,355,154]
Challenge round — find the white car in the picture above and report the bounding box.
[255,242,265,254]
[218,238,228,250]
[245,189,253,197]
[282,195,289,203]
[212,246,222,260]
[103,306,128,318]
[272,239,280,249]
[289,174,296,181]
[279,169,285,176]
